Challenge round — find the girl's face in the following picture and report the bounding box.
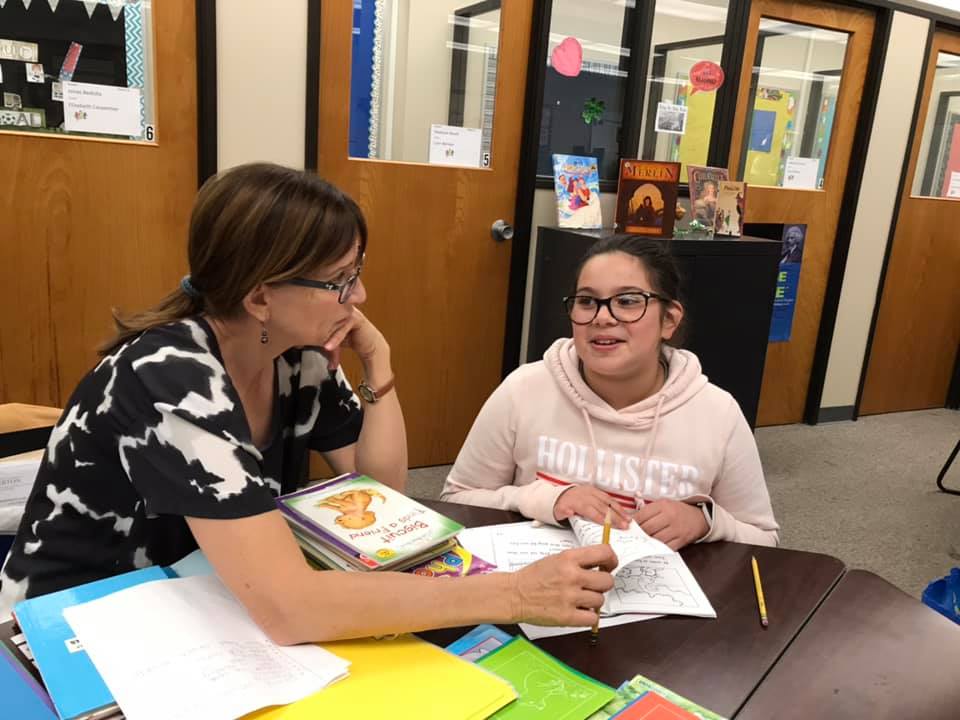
[263,241,367,351]
[571,252,682,381]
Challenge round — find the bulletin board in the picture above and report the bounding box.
[743,87,796,187]
[0,0,156,143]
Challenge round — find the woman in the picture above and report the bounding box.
[0,163,616,639]
[442,236,779,549]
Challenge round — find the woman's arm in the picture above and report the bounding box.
[187,510,616,644]
[320,310,407,491]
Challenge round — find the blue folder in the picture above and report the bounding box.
[13,566,170,720]
[0,642,57,719]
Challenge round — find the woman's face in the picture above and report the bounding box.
[264,241,366,351]
[572,252,682,381]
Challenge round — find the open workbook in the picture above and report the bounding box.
[458,518,716,620]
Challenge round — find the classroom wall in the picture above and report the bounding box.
[216,0,306,170]
[820,11,932,411]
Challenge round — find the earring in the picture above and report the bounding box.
[260,325,269,345]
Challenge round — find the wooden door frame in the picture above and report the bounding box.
[196,0,218,185]
[856,22,960,416]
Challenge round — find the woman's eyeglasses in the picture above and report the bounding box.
[562,291,665,325]
[287,255,364,304]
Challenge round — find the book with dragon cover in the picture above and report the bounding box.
[277,474,464,571]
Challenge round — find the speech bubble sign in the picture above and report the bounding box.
[551,37,583,78]
[689,60,725,94]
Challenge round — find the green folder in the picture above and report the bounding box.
[476,637,615,719]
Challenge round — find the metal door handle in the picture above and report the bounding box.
[491,219,514,242]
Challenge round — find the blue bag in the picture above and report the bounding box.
[922,568,960,625]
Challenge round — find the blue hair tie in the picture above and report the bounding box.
[180,275,202,300]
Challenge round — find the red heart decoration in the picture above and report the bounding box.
[551,37,583,78]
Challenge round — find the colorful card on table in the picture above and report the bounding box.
[476,636,615,719]
[245,634,516,720]
[12,566,170,720]
[446,624,513,662]
[587,675,726,720]
[407,545,497,578]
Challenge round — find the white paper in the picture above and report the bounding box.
[782,156,820,189]
[64,575,350,720]
[655,101,688,135]
[428,124,482,167]
[62,81,142,137]
[947,171,960,198]
[458,520,714,620]
[0,458,39,508]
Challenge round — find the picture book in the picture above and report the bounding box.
[615,160,681,237]
[459,519,715,621]
[587,674,727,720]
[245,634,517,720]
[277,474,464,571]
[686,165,729,227]
[552,154,602,229]
[446,624,513,662]
[13,565,170,720]
[475,636,615,719]
[406,544,497,578]
[714,180,747,237]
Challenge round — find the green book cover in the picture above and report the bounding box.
[476,637,615,719]
[586,674,726,720]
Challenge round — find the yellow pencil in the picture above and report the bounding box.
[590,508,614,645]
[752,555,768,628]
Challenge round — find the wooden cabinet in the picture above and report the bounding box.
[527,227,781,428]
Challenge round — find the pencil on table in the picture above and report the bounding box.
[752,555,768,628]
[590,508,614,645]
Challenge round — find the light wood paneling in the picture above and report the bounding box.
[860,31,960,415]
[315,2,532,467]
[0,3,198,406]
[728,0,875,426]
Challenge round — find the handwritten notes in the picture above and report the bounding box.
[63,575,350,720]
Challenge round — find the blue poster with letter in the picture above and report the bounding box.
[769,224,806,342]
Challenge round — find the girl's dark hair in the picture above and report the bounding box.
[100,163,367,355]
[572,235,688,347]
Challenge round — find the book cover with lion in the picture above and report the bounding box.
[614,160,681,237]
[277,474,464,570]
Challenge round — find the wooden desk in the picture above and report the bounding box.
[418,500,845,719]
[736,569,960,720]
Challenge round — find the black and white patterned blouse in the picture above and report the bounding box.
[0,318,362,614]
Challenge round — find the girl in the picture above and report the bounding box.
[442,235,779,549]
[0,164,617,638]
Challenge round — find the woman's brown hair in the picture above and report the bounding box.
[100,163,367,355]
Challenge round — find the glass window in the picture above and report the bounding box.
[536,0,634,184]
[640,0,729,184]
[350,0,501,167]
[740,20,849,189]
[0,0,157,143]
[912,52,960,198]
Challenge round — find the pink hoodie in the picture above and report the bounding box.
[442,338,779,546]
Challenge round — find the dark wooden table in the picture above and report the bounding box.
[418,500,846,719]
[736,569,960,719]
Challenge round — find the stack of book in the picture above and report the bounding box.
[277,473,466,573]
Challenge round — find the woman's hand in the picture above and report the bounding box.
[633,500,709,551]
[511,545,618,626]
[322,309,389,374]
[553,485,631,529]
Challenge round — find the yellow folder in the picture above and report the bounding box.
[244,634,516,720]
